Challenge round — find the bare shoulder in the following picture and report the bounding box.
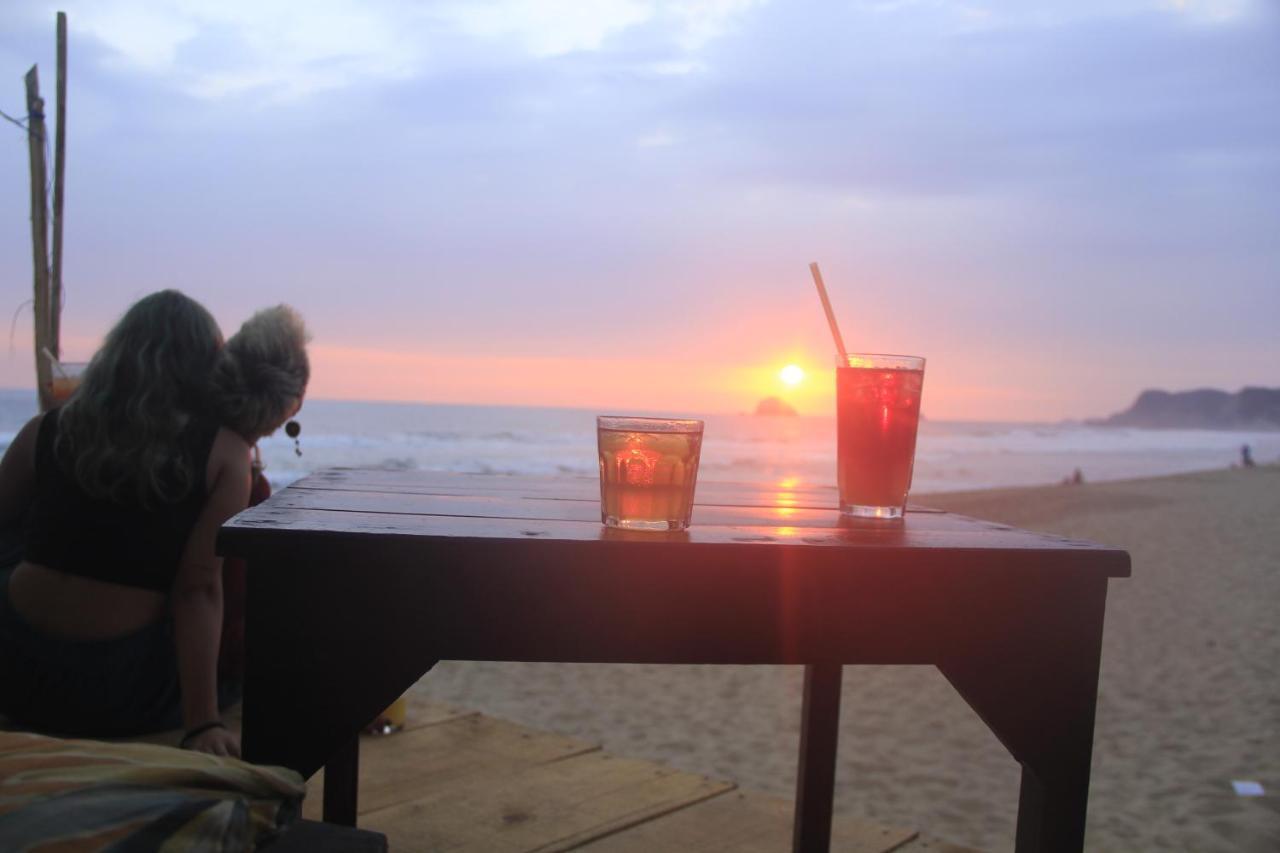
[206,426,252,487]
[0,413,47,525]
[15,412,45,450]
[2,413,46,470]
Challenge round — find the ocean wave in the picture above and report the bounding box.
[15,398,1246,496]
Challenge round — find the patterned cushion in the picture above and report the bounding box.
[0,731,304,852]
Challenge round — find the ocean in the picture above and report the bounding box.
[3,390,1273,496]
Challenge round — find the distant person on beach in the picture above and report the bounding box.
[0,293,308,758]
[1240,444,1255,468]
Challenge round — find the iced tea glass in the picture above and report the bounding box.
[597,416,704,531]
[836,353,925,519]
[48,361,88,406]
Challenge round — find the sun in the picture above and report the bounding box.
[779,364,805,386]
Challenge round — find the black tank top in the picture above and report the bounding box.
[23,408,219,592]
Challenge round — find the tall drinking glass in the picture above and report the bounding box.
[597,416,704,531]
[836,353,925,519]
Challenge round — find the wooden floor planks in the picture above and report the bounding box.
[364,751,732,852]
[6,695,980,851]
[575,788,917,853]
[293,697,982,853]
[305,711,598,820]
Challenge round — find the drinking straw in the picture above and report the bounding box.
[808,262,848,358]
[42,347,67,378]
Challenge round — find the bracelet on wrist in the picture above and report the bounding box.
[180,720,227,749]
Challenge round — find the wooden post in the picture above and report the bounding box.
[24,65,53,412]
[50,11,67,361]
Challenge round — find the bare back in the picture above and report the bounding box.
[5,419,251,641]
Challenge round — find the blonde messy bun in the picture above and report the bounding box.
[212,305,310,440]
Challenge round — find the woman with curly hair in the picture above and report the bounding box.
[0,292,308,758]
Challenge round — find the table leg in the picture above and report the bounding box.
[939,578,1109,853]
[1013,756,1094,853]
[239,546,438,778]
[322,733,360,826]
[792,663,842,853]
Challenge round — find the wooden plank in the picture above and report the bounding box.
[575,788,919,853]
[893,835,986,853]
[360,750,734,853]
[223,504,1129,570]
[295,469,946,512]
[294,473,840,510]
[294,468,865,506]
[260,487,991,531]
[304,706,599,820]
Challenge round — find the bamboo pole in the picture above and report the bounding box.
[24,65,53,412]
[50,11,67,361]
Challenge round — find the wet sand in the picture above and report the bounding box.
[413,465,1280,851]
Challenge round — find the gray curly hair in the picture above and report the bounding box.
[212,305,310,440]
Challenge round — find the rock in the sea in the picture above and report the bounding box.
[755,396,798,416]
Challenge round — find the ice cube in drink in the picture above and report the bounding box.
[597,417,704,531]
[836,355,925,518]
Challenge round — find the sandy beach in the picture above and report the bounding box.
[412,465,1280,851]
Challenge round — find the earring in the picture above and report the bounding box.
[285,420,302,457]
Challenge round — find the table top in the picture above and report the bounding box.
[220,468,1130,579]
[224,466,1131,775]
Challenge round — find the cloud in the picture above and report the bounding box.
[52,0,425,99]
[657,0,1280,203]
[441,0,654,57]
[1160,0,1255,24]
[45,0,765,100]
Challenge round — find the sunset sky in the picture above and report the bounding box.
[1,0,1276,420]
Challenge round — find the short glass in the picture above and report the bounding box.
[48,360,87,406]
[597,416,704,531]
[836,353,926,519]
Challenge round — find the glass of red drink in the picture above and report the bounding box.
[836,353,925,519]
[597,416,704,531]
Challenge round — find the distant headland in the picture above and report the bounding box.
[1093,387,1280,430]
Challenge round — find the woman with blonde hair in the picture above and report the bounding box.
[0,292,309,758]
[209,305,310,690]
[211,305,310,446]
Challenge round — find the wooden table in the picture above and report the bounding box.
[219,469,1129,853]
